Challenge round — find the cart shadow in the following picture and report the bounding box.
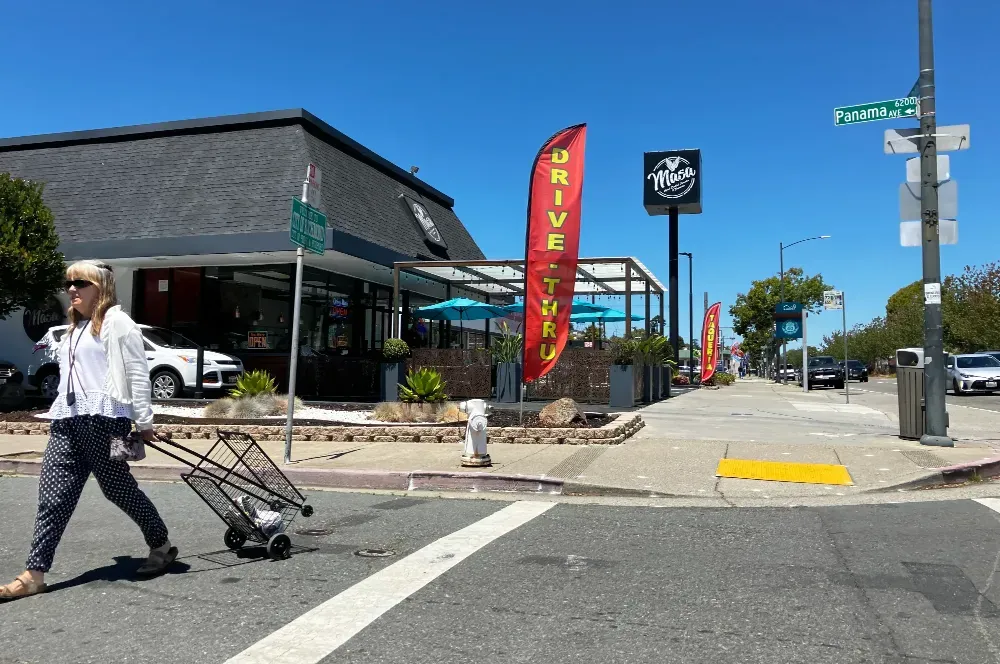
[44,555,193,593]
[287,447,365,464]
[183,545,317,572]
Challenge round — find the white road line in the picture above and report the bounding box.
[224,500,556,664]
[975,498,1000,513]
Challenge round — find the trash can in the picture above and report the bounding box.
[896,348,925,439]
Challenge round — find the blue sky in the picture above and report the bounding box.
[2,0,996,350]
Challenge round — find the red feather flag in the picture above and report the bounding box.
[522,124,588,383]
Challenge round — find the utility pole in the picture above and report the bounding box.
[779,241,787,383]
[918,0,951,446]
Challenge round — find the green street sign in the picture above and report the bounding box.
[834,97,917,127]
[289,198,327,255]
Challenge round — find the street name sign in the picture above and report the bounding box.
[290,198,327,255]
[834,97,917,126]
[884,124,970,154]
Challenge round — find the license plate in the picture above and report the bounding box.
[0,378,5,385]
[987,381,998,388]
[226,376,238,384]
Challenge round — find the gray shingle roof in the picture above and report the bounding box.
[0,109,485,264]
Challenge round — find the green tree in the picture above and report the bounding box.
[943,262,1000,352]
[884,281,925,349]
[729,267,833,369]
[0,174,64,319]
[785,346,819,369]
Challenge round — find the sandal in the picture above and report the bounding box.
[137,546,178,577]
[0,573,46,601]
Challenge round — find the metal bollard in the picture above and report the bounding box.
[458,399,491,467]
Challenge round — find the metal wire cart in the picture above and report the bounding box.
[146,430,313,560]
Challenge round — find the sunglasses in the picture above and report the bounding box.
[64,279,95,291]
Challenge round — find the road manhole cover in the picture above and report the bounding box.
[296,528,334,537]
[355,548,396,558]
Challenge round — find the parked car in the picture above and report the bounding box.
[946,353,1000,395]
[839,359,869,382]
[798,356,845,390]
[773,364,796,382]
[0,359,24,386]
[30,325,245,400]
[0,359,26,411]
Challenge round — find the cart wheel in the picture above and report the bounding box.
[225,527,247,550]
[270,500,285,512]
[301,504,314,518]
[267,533,292,561]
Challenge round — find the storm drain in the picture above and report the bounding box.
[901,450,949,468]
[547,446,607,480]
[296,528,335,537]
[355,548,396,558]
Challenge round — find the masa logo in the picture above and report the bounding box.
[647,155,697,199]
[780,320,800,335]
[22,296,66,343]
[411,202,442,244]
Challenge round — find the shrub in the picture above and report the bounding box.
[672,374,690,386]
[230,396,272,419]
[382,338,410,363]
[229,370,276,398]
[399,367,448,403]
[202,393,302,419]
[610,337,639,366]
[490,321,523,364]
[204,397,235,418]
[371,400,466,423]
[716,372,736,386]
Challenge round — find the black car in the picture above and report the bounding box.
[798,356,845,390]
[839,359,869,382]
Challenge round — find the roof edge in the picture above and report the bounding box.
[0,108,455,208]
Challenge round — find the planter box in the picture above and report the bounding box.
[496,362,522,403]
[642,366,655,403]
[610,365,636,408]
[652,366,662,401]
[380,363,405,402]
[661,367,672,399]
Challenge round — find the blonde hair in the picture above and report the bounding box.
[66,260,118,335]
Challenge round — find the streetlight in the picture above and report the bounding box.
[679,252,693,375]
[779,235,831,383]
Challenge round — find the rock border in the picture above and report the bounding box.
[0,414,644,445]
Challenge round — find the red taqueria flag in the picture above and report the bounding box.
[522,124,588,383]
[700,302,722,383]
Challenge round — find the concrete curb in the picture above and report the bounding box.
[0,458,563,495]
[867,455,1000,492]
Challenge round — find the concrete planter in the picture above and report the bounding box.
[380,363,405,402]
[496,362,522,403]
[610,365,636,408]
[642,366,655,403]
[651,366,662,401]
[661,367,672,399]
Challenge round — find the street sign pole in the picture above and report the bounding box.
[802,310,809,393]
[917,0,951,447]
[843,292,849,404]
[284,186,307,465]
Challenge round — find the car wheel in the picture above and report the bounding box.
[151,370,182,399]
[835,381,845,390]
[953,380,966,396]
[39,372,60,400]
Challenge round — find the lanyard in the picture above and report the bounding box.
[65,320,92,407]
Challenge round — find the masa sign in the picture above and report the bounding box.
[643,149,702,215]
[834,97,917,127]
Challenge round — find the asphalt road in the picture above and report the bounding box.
[859,378,1000,413]
[4,478,1000,663]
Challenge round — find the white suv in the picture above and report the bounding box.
[29,325,244,400]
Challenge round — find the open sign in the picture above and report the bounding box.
[247,331,268,349]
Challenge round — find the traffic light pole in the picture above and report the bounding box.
[917,0,951,447]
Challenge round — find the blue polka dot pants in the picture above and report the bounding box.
[26,415,170,572]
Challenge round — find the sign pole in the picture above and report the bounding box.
[917,0,950,446]
[843,292,850,404]
[284,180,309,465]
[668,207,680,368]
[802,310,809,392]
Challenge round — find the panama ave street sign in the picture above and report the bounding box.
[834,97,918,127]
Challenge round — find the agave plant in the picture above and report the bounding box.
[229,369,277,398]
[398,367,448,403]
[490,321,523,364]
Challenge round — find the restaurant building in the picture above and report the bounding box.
[0,110,493,399]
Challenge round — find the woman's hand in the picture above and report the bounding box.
[140,429,157,442]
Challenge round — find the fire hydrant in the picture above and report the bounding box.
[459,399,491,467]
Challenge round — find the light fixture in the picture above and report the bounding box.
[234,306,240,319]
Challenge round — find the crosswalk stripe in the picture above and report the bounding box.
[974,498,1000,513]
[223,500,556,664]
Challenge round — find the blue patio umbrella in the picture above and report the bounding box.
[569,309,644,323]
[502,300,612,315]
[413,297,509,348]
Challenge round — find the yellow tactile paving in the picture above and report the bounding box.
[716,458,854,486]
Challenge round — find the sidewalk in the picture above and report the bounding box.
[3,379,999,499]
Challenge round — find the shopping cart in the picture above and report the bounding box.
[145,430,314,560]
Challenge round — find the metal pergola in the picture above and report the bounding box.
[390,257,666,338]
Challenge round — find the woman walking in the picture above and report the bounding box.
[1,261,177,601]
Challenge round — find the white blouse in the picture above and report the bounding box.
[45,322,131,421]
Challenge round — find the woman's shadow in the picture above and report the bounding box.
[44,555,193,594]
